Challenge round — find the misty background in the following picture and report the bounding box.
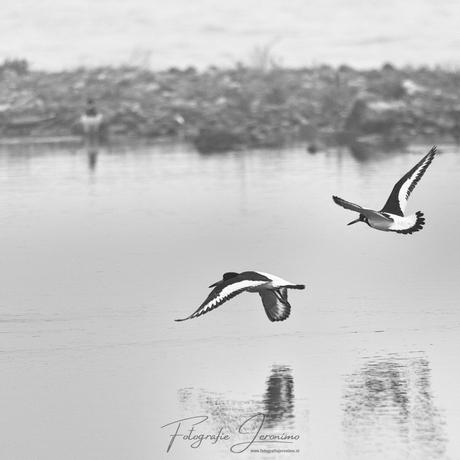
[2,0,459,71]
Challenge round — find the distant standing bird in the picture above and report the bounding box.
[333,146,437,234]
[80,98,103,143]
[175,271,305,322]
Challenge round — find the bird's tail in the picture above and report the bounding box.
[290,284,306,290]
[395,211,425,234]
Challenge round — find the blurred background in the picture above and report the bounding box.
[0,0,459,153]
[3,0,460,71]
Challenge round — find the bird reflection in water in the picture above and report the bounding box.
[178,364,296,432]
[87,149,98,170]
[81,98,104,171]
[263,365,295,428]
[342,354,447,460]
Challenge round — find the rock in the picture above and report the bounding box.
[193,126,246,153]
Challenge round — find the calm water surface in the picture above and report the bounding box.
[0,142,459,459]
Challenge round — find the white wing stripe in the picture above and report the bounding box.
[397,150,435,213]
[203,279,267,311]
[255,271,290,287]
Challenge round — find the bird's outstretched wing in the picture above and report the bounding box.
[380,146,437,216]
[332,195,386,220]
[333,195,365,213]
[175,277,268,321]
[259,288,291,322]
[333,195,395,227]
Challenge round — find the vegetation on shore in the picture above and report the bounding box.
[0,57,459,152]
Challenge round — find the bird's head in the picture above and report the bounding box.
[209,272,239,288]
[348,214,367,226]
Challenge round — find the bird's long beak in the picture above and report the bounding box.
[347,218,360,226]
[209,280,220,288]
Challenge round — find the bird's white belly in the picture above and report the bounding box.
[81,114,103,132]
[368,213,394,231]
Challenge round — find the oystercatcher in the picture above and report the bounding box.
[333,146,437,234]
[176,271,305,322]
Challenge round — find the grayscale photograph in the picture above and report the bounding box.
[0,1,459,459]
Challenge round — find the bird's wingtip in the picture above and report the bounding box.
[332,195,341,204]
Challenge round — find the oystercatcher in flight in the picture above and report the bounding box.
[176,271,305,322]
[333,146,437,234]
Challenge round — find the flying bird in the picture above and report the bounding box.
[175,271,305,322]
[333,146,437,234]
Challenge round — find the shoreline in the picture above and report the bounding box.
[0,60,459,152]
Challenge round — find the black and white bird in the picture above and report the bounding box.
[333,146,437,234]
[175,271,305,322]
